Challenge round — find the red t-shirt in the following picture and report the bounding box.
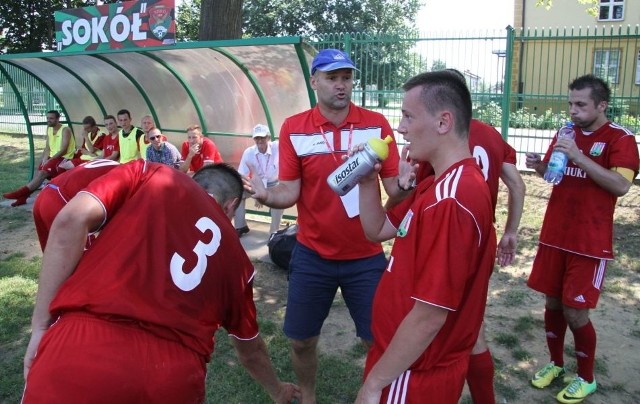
[101,134,120,159]
[365,159,496,377]
[49,161,258,360]
[416,119,517,217]
[540,122,639,259]
[278,103,400,259]
[181,137,223,172]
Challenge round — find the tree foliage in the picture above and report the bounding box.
[176,0,201,42]
[242,0,421,38]
[242,0,422,106]
[535,0,599,17]
[0,0,118,54]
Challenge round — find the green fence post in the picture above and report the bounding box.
[502,26,515,140]
[344,33,352,55]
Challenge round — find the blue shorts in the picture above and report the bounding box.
[283,241,386,341]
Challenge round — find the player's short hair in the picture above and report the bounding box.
[117,109,131,119]
[192,163,243,211]
[186,124,202,134]
[569,74,611,106]
[46,110,61,119]
[82,116,97,126]
[104,115,117,123]
[403,70,472,138]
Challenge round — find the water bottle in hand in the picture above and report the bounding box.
[544,122,575,185]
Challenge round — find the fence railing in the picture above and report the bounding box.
[306,26,640,170]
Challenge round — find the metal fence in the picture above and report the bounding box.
[2,26,640,170]
[308,26,640,170]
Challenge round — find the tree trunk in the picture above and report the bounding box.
[199,0,242,40]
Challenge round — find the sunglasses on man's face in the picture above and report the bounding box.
[149,135,162,141]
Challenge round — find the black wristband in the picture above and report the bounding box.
[398,178,416,192]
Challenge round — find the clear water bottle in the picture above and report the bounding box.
[544,122,576,185]
[327,135,394,196]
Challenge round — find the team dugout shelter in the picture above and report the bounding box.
[0,37,318,175]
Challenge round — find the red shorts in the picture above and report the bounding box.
[380,357,468,403]
[528,244,608,309]
[38,157,66,178]
[23,312,207,404]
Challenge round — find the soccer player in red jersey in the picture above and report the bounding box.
[179,124,223,174]
[355,71,497,403]
[22,161,299,403]
[525,75,639,403]
[406,69,526,404]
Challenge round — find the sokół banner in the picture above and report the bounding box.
[55,0,176,52]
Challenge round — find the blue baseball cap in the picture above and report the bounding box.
[311,49,357,75]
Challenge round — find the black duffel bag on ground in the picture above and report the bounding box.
[267,224,298,270]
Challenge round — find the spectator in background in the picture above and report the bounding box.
[146,128,182,168]
[117,109,145,164]
[3,110,76,207]
[139,115,156,160]
[234,124,283,237]
[179,124,223,175]
[101,115,120,162]
[59,116,106,170]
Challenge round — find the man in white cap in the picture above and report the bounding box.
[245,48,405,403]
[235,124,282,237]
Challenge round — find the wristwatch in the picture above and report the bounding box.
[398,178,416,192]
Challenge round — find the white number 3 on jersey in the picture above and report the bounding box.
[170,217,221,291]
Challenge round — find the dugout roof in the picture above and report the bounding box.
[0,37,317,168]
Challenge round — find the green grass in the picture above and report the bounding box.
[0,133,45,196]
[205,320,364,403]
[513,315,540,335]
[1,133,639,403]
[494,332,519,349]
[0,253,40,402]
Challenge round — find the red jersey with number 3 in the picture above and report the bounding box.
[49,161,258,360]
[365,159,496,375]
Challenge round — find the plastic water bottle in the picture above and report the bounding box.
[327,135,394,196]
[544,122,576,185]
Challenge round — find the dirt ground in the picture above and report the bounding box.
[2,176,639,403]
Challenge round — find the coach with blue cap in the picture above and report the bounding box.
[244,48,404,402]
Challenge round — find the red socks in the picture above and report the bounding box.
[3,185,31,200]
[467,350,495,404]
[572,321,596,383]
[10,196,28,207]
[545,308,567,367]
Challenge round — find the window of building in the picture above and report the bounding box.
[594,49,620,84]
[598,0,625,21]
